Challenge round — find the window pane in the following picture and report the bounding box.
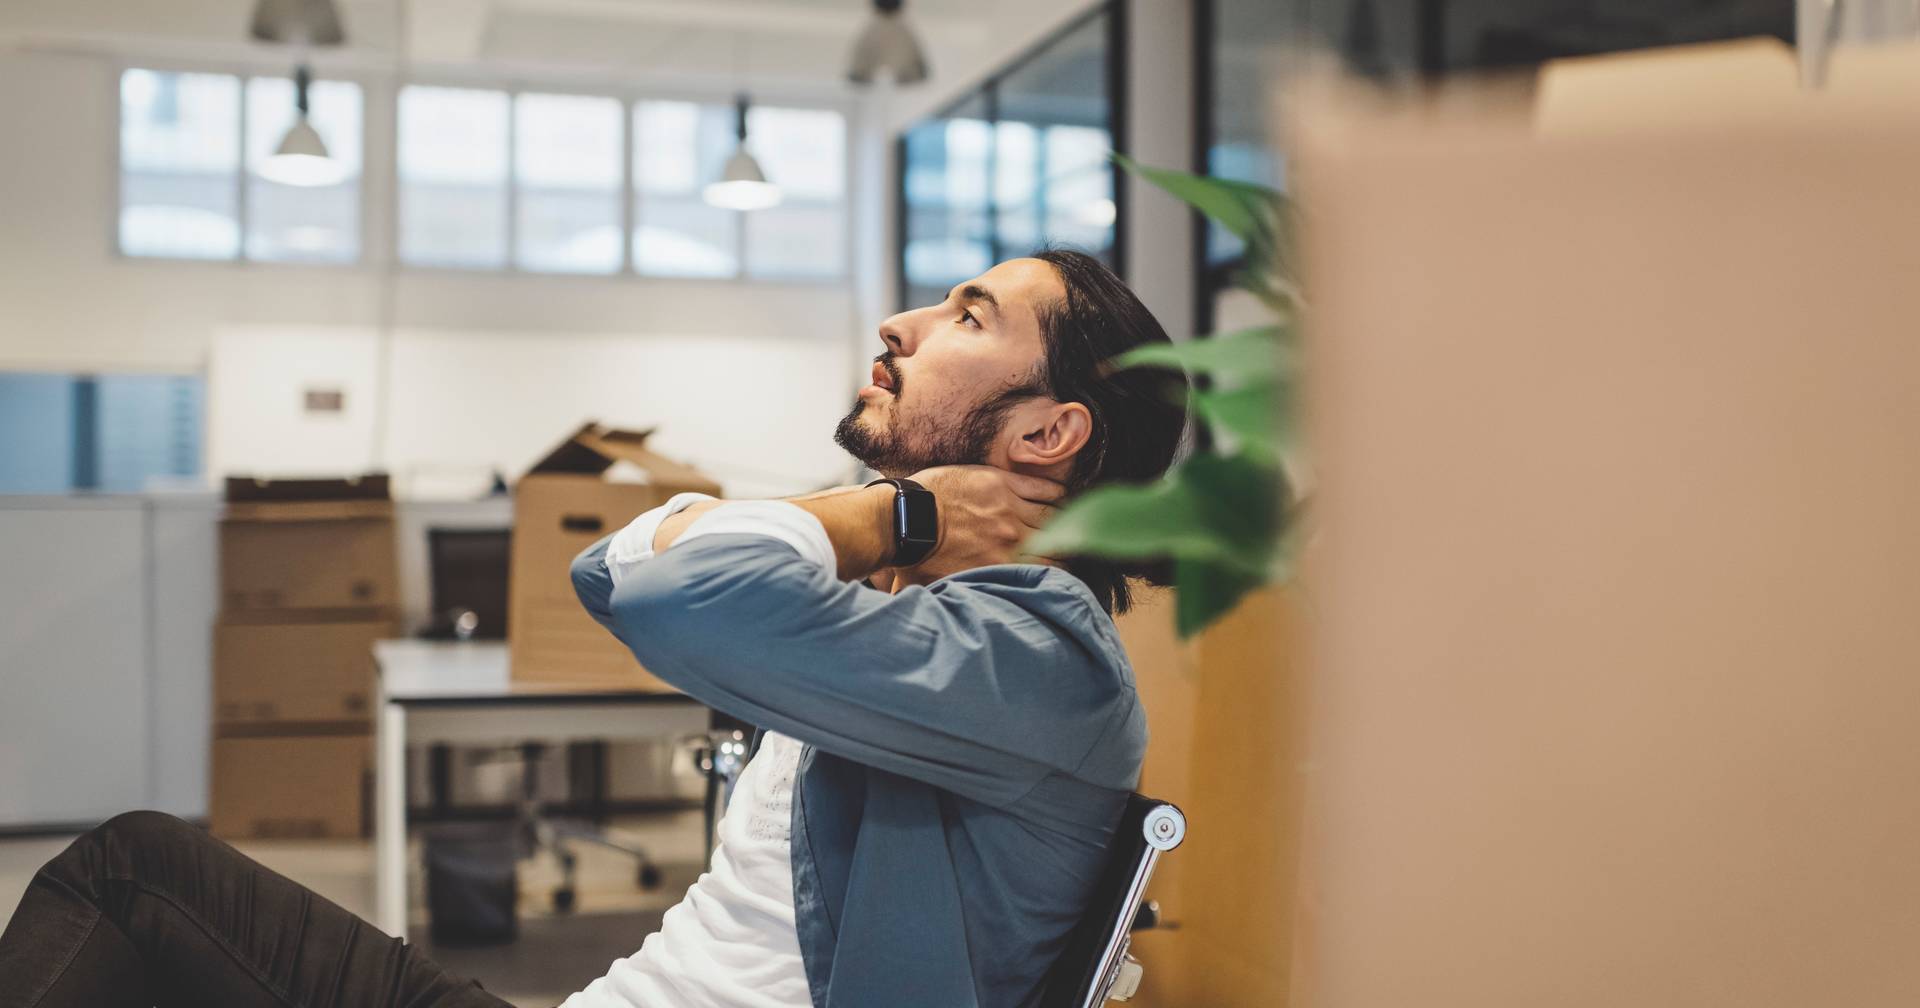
[399,86,509,269]
[634,101,739,278]
[743,106,846,280]
[0,375,75,494]
[746,204,845,281]
[0,373,203,494]
[900,94,992,308]
[996,12,1115,266]
[246,76,362,263]
[120,69,240,260]
[95,375,204,492]
[515,92,622,274]
[1207,0,1288,266]
[993,121,1042,255]
[746,107,845,202]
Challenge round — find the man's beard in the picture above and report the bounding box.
[833,355,1045,476]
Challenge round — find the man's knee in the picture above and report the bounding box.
[94,809,204,851]
[45,810,201,884]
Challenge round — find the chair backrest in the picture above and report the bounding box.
[426,527,512,639]
[1036,793,1187,1007]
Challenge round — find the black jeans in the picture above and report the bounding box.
[0,810,510,1008]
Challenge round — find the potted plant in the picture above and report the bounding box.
[1028,156,1299,637]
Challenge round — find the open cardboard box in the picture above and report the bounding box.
[510,422,721,690]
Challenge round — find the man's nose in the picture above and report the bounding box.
[877,309,920,356]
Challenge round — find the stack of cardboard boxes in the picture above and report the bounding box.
[209,476,400,839]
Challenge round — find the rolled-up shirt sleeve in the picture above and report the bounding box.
[570,523,1130,808]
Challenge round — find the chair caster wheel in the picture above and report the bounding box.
[638,864,663,889]
[553,887,576,913]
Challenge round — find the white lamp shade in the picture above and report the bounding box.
[258,118,348,187]
[250,0,346,45]
[703,148,782,210]
[848,11,929,85]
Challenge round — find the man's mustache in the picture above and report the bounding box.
[874,352,904,398]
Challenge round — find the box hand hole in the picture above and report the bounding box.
[561,514,605,534]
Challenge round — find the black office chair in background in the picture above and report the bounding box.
[425,527,667,912]
[1038,794,1187,1006]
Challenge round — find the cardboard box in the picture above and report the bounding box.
[213,615,400,727]
[209,731,370,839]
[510,423,720,689]
[220,476,398,614]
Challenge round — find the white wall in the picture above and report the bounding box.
[207,324,856,498]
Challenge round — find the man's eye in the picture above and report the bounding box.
[958,309,980,328]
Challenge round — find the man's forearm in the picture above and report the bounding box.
[650,485,897,582]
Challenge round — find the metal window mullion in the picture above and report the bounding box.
[235,72,249,263]
[112,62,126,258]
[984,83,1001,265]
[505,87,519,271]
[621,96,636,275]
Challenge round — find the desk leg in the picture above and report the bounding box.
[376,702,408,939]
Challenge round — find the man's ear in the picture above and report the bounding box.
[1007,400,1092,469]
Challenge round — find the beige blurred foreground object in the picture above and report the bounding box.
[1297,39,1920,1008]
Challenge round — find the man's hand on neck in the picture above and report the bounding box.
[649,467,1066,590]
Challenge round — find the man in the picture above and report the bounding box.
[0,250,1188,1008]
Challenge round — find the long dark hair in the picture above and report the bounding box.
[1029,248,1190,615]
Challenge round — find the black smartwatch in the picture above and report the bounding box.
[866,477,939,567]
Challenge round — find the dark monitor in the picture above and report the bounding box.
[426,527,512,640]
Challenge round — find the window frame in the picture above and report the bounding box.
[892,1,1129,313]
[113,57,371,270]
[112,59,854,285]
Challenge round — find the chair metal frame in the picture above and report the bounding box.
[1041,793,1187,1007]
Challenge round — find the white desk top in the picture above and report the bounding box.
[373,639,691,704]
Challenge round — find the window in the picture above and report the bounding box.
[246,75,363,263]
[120,70,242,259]
[116,69,846,280]
[744,106,847,280]
[395,88,846,279]
[901,95,992,310]
[398,86,511,269]
[633,100,739,277]
[0,373,203,494]
[119,68,362,263]
[898,6,1121,311]
[515,92,624,274]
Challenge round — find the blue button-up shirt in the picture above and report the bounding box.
[571,522,1144,1008]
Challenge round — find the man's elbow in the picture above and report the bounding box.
[570,538,615,625]
[602,556,716,671]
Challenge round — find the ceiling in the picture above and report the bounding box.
[0,0,1030,93]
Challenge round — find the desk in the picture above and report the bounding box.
[372,639,709,938]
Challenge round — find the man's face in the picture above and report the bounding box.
[834,258,1065,476]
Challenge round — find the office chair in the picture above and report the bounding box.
[1037,794,1186,1006]
[504,740,667,912]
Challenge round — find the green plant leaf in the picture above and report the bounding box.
[1178,449,1284,545]
[1113,325,1291,385]
[1026,475,1241,566]
[1174,556,1267,638]
[1114,153,1282,244]
[1194,384,1282,455]
[1028,450,1284,575]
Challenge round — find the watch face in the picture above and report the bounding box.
[899,490,938,543]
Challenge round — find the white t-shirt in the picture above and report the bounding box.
[560,495,828,1008]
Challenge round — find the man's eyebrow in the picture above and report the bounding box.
[955,284,1001,318]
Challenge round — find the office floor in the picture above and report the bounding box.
[0,809,710,1007]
